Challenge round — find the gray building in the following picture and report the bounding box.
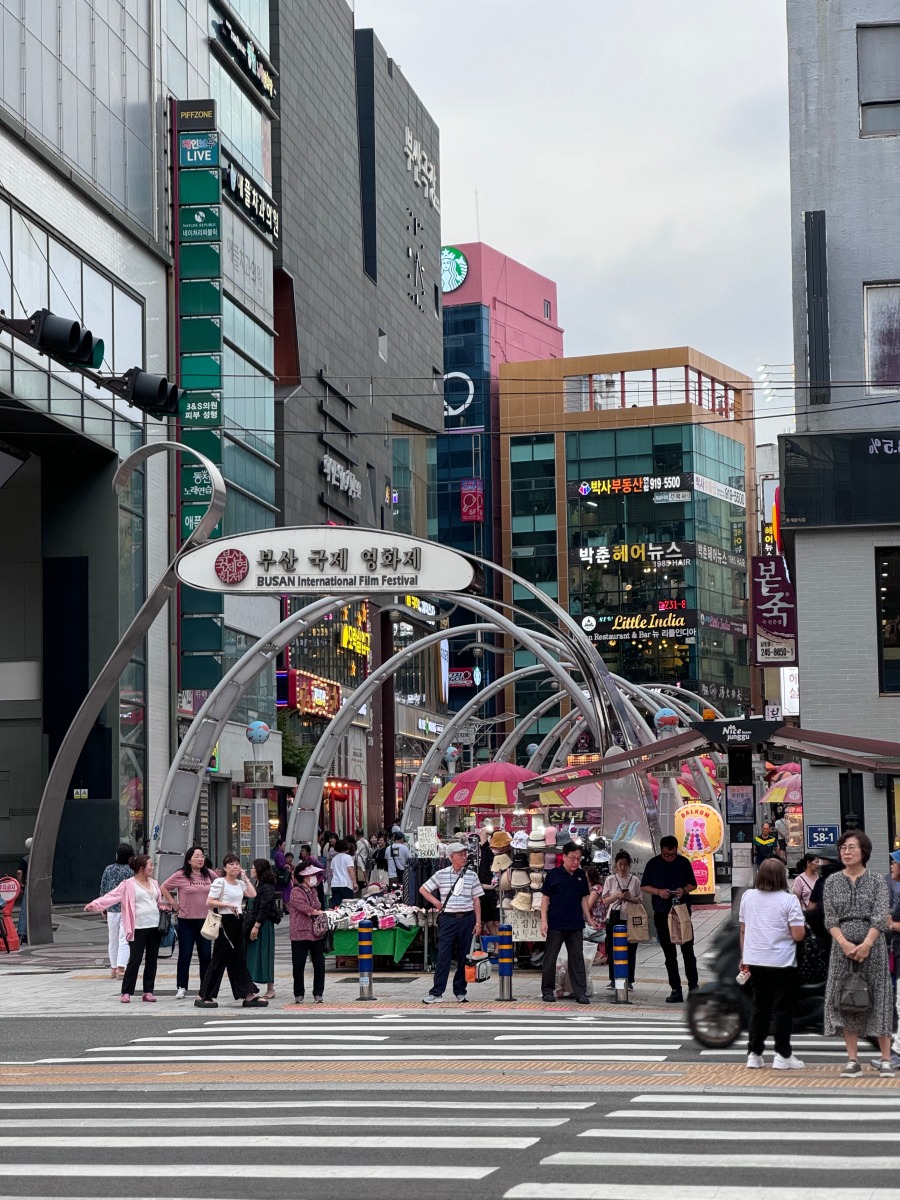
[784,2,900,857]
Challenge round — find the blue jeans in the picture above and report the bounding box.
[175,917,212,990]
[430,911,476,997]
[16,891,26,941]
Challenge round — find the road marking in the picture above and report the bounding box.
[700,1049,860,1058]
[0,1135,537,1150]
[84,1043,682,1053]
[0,1165,496,1180]
[0,1100,594,1111]
[628,1094,900,1107]
[0,1116,570,1130]
[581,1129,900,1143]
[542,1153,900,1170]
[40,1053,667,1064]
[504,1187,900,1199]
[605,1109,900,1122]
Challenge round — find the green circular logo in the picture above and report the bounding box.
[441,246,469,293]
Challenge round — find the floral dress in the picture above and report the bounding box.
[823,869,893,1037]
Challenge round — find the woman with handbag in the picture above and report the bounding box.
[161,846,219,999]
[84,854,176,1004]
[195,854,267,1009]
[245,858,279,1001]
[600,851,641,989]
[289,861,328,1003]
[582,866,607,967]
[824,830,893,1076]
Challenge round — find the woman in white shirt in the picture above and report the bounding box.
[195,854,268,1009]
[330,839,358,907]
[739,856,807,1069]
[600,850,642,989]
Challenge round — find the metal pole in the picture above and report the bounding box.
[497,922,514,1001]
[357,919,375,1001]
[612,922,631,1004]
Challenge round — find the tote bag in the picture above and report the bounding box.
[668,901,693,945]
[625,900,650,943]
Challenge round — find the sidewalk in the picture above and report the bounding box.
[0,902,731,1015]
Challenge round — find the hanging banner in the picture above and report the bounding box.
[751,555,798,666]
[460,477,484,523]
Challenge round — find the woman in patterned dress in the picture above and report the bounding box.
[824,830,894,1076]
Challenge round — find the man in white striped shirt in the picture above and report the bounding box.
[420,843,484,1004]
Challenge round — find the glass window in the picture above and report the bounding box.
[210,56,273,189]
[866,283,900,391]
[877,548,900,692]
[858,25,900,136]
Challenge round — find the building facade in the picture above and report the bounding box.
[500,348,756,748]
[783,1,900,856]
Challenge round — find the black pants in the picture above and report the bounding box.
[121,926,161,996]
[606,913,637,983]
[330,887,355,907]
[430,911,476,997]
[292,938,326,998]
[541,928,588,999]
[653,911,698,992]
[199,914,256,1001]
[747,964,797,1058]
[175,917,211,990]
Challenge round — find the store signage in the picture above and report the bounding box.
[577,540,693,568]
[180,391,222,428]
[578,474,683,497]
[731,521,745,554]
[213,11,276,99]
[181,464,214,503]
[180,132,219,168]
[725,785,755,824]
[580,610,698,643]
[288,670,341,718]
[461,477,484,523]
[340,624,371,656]
[761,521,776,556]
[807,824,839,849]
[179,205,221,243]
[675,802,725,857]
[658,598,688,612]
[781,665,800,715]
[402,595,437,618]
[175,99,217,131]
[417,717,445,736]
[176,528,476,594]
[443,369,475,417]
[223,157,280,241]
[695,681,749,706]
[441,246,468,292]
[321,453,362,500]
[692,472,746,509]
[653,491,691,504]
[696,542,746,570]
[699,612,748,636]
[751,555,798,666]
[692,717,783,745]
[404,125,440,210]
[449,668,474,688]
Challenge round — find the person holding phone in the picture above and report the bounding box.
[195,854,268,1009]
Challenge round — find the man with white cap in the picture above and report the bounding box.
[419,842,484,1004]
[16,836,32,943]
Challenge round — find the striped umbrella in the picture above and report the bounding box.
[430,761,566,808]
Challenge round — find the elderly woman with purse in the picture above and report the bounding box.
[824,830,894,1076]
[289,860,328,1003]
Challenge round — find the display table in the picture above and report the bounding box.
[329,926,420,963]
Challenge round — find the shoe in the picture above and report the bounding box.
[293,996,304,1004]
[141,993,156,1003]
[665,989,684,1004]
[773,1053,804,1070]
[746,1053,765,1069]
[877,1059,896,1076]
[175,987,187,1000]
[120,994,130,1004]
[892,1053,900,1069]
[194,998,217,1008]
[606,982,616,990]
[575,996,591,1005]
[541,992,556,1003]
[314,996,324,1004]
[422,994,443,1004]
[455,995,469,1003]
[242,997,268,1007]
[841,1060,862,1077]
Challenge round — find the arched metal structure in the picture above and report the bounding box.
[494,691,564,763]
[28,442,226,946]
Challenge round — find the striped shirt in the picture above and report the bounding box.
[423,866,484,913]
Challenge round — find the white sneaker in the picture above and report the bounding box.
[773,1053,804,1070]
[422,994,443,1004]
[746,1053,765,1069]
[175,987,187,1000]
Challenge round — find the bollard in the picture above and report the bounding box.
[357,919,375,1001]
[497,922,514,1001]
[612,922,631,1004]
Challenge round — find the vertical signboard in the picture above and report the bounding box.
[460,477,484,523]
[750,555,798,666]
[174,99,224,689]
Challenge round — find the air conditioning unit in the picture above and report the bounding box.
[244,760,274,785]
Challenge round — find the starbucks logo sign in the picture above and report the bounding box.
[441,246,469,293]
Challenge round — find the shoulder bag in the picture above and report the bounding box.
[201,909,222,941]
[839,959,871,1013]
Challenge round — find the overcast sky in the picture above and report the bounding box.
[353,0,793,433]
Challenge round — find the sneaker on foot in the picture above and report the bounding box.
[313,995,324,1004]
[841,1060,862,1077]
[746,1053,765,1069]
[773,1053,804,1070]
[120,994,130,1004]
[455,995,469,1003]
[575,995,591,1005]
[606,982,616,990]
[175,987,187,1000]
[141,992,156,1003]
[878,1059,896,1076]
[422,994,443,1004]
[293,996,304,1004]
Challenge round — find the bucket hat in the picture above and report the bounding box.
[529,871,544,889]
[489,830,512,851]
[511,869,530,889]
[544,826,558,846]
[512,890,533,912]
[492,853,512,872]
[531,892,543,911]
[529,851,546,868]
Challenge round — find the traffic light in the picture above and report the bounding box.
[121,367,182,419]
[30,308,104,368]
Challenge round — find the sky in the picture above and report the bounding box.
[352,0,794,439]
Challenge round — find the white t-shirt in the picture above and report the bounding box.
[133,881,160,929]
[331,852,356,890]
[208,876,249,915]
[739,889,805,967]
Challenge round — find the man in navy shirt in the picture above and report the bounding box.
[641,835,698,1003]
[540,842,591,1004]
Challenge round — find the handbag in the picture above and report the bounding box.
[668,900,693,945]
[200,910,222,941]
[584,925,605,944]
[157,908,172,937]
[839,960,871,1013]
[798,927,829,984]
[311,912,329,939]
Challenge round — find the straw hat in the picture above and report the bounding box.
[491,853,512,872]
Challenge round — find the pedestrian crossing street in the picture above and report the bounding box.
[3,1091,900,1199]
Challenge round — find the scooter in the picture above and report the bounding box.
[686,918,825,1048]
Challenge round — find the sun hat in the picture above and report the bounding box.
[299,862,324,877]
[501,896,514,911]
[529,851,545,868]
[544,851,558,870]
[445,841,468,854]
[512,849,530,869]
[512,890,533,912]
[490,830,512,851]
[529,871,544,889]
[890,850,900,865]
[544,826,558,846]
[511,831,529,850]
[497,868,513,892]
[492,853,512,872]
[527,830,545,851]
[511,869,530,889]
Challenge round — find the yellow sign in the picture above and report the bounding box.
[611,613,689,632]
[688,852,716,897]
[674,802,724,859]
[340,624,371,655]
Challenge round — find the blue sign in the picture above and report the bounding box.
[180,132,219,168]
[807,824,839,848]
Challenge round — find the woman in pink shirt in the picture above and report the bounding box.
[289,861,327,1003]
[161,847,219,999]
[85,854,176,1004]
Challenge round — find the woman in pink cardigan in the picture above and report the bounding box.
[85,854,176,1003]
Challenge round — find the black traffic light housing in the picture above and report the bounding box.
[122,367,182,419]
[31,308,104,369]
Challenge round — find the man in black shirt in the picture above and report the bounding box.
[540,842,591,1004]
[641,835,698,1003]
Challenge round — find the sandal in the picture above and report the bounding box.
[194,998,217,1008]
[243,997,269,1008]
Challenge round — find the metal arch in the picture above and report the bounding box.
[528,710,582,773]
[288,610,600,849]
[494,691,564,763]
[651,683,726,720]
[27,442,226,946]
[399,663,557,834]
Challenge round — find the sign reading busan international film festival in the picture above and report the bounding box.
[176,528,476,595]
[750,554,798,666]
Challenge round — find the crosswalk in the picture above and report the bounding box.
[33,1011,692,1065]
[3,1090,900,1199]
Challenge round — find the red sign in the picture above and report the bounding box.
[449,668,474,688]
[460,477,484,523]
[288,670,342,718]
[750,555,798,666]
